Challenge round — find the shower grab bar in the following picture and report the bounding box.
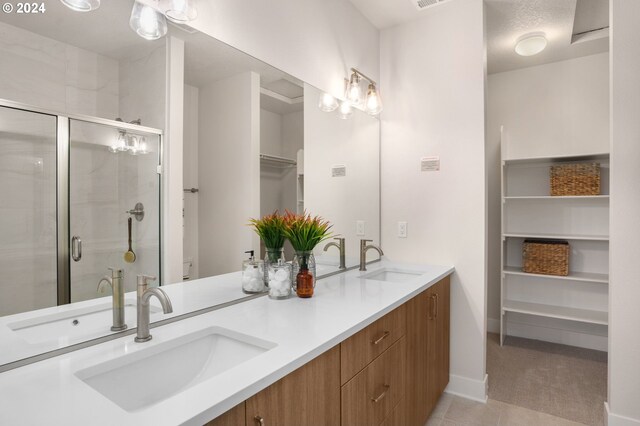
[71,236,82,262]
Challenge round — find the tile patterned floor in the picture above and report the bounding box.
[425,394,586,426]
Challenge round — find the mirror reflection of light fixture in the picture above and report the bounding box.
[130,1,167,41]
[109,130,149,155]
[60,0,100,12]
[515,33,547,56]
[166,0,198,22]
[364,83,383,115]
[337,100,353,120]
[318,93,339,112]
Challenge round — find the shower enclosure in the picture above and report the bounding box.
[0,99,162,316]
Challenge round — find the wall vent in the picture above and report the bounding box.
[412,0,451,11]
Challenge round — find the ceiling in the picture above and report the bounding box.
[0,0,303,112]
[347,0,609,74]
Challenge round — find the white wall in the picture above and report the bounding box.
[198,72,260,277]
[380,0,488,401]
[304,84,380,265]
[141,0,379,98]
[486,53,610,332]
[608,0,640,423]
[183,84,199,280]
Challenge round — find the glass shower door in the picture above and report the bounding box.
[69,119,161,302]
[0,106,58,316]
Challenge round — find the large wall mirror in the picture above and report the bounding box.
[0,1,380,368]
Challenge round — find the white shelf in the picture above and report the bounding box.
[503,152,610,165]
[503,232,609,241]
[503,300,608,325]
[502,266,608,284]
[503,195,609,201]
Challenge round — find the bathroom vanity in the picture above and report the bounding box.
[0,261,453,426]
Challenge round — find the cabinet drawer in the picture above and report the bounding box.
[341,337,406,426]
[379,398,406,426]
[341,304,406,384]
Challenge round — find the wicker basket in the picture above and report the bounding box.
[522,239,569,276]
[550,163,600,196]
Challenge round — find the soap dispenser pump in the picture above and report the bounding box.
[242,250,265,294]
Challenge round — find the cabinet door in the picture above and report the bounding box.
[436,276,451,395]
[245,345,340,426]
[405,286,434,425]
[205,402,246,426]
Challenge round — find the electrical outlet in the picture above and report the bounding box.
[356,220,365,236]
[398,221,408,238]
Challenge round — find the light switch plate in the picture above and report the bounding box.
[356,220,365,236]
[398,221,408,238]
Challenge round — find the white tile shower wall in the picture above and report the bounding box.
[0,21,119,119]
[380,0,487,401]
[0,110,57,316]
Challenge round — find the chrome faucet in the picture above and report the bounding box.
[359,239,384,271]
[323,237,346,269]
[134,274,173,343]
[97,267,127,331]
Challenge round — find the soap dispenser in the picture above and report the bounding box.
[242,250,265,294]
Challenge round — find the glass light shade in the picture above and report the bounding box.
[130,1,167,41]
[115,132,128,152]
[345,73,363,106]
[318,93,338,112]
[60,0,100,12]
[166,0,198,22]
[136,136,149,154]
[337,100,353,120]
[364,84,383,115]
[515,34,547,56]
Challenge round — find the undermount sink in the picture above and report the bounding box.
[361,267,423,283]
[8,300,160,345]
[75,326,277,412]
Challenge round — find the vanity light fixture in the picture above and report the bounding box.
[318,92,339,112]
[515,33,547,56]
[165,0,198,23]
[345,68,384,116]
[345,72,363,107]
[60,0,100,12]
[337,100,353,120]
[110,130,148,155]
[130,1,168,41]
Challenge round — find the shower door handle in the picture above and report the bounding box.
[71,236,82,262]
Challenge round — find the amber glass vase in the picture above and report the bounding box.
[292,250,316,298]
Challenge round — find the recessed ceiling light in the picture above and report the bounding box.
[515,33,547,56]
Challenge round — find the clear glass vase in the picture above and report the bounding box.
[292,250,316,298]
[268,259,292,299]
[264,247,284,287]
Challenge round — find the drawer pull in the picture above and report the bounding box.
[371,384,390,403]
[254,415,265,425]
[371,331,390,345]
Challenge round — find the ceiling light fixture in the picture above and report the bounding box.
[165,0,198,23]
[60,0,100,12]
[515,33,547,56]
[130,1,167,41]
[318,93,339,112]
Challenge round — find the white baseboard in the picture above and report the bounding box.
[606,402,640,426]
[445,373,488,403]
[487,317,500,334]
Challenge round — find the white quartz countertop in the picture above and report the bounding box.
[0,271,253,365]
[0,260,453,426]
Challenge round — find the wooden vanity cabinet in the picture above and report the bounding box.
[245,345,340,426]
[405,275,450,426]
[205,276,450,426]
